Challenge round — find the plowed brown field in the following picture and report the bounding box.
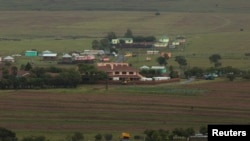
[0,80,250,136]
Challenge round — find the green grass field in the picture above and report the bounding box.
[1,0,250,13]
[0,11,250,70]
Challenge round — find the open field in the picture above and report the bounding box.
[1,0,250,13]
[0,80,250,140]
[0,11,250,70]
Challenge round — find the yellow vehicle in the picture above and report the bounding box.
[124,52,132,57]
[120,132,131,141]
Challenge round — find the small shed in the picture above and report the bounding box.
[140,65,150,70]
[151,66,167,74]
[25,50,38,57]
[4,56,15,62]
[42,53,57,61]
[42,50,52,55]
[62,54,72,63]
[159,35,169,43]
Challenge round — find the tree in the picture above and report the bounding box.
[124,29,133,38]
[92,40,101,50]
[11,66,18,76]
[172,127,195,140]
[157,56,168,66]
[24,62,32,71]
[199,125,208,135]
[21,135,47,141]
[94,133,102,141]
[175,56,187,68]
[184,67,204,78]
[144,129,170,141]
[100,38,111,51]
[104,134,113,141]
[66,132,84,141]
[169,65,179,78]
[107,32,117,41]
[209,54,222,67]
[0,127,17,141]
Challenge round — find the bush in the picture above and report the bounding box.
[0,127,17,141]
[21,136,47,141]
[104,134,113,141]
[95,133,102,141]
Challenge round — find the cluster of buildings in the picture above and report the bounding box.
[0,35,186,84]
[111,35,186,49]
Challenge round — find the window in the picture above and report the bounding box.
[129,72,134,75]
[115,71,119,75]
[122,72,127,75]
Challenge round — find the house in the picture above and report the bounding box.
[97,63,142,81]
[158,35,169,43]
[73,55,95,63]
[25,50,38,57]
[111,38,133,44]
[82,50,105,55]
[154,42,168,47]
[140,65,150,70]
[3,56,15,62]
[42,53,57,61]
[154,35,169,47]
[147,50,159,55]
[171,40,180,46]
[42,50,52,55]
[100,56,110,62]
[176,36,186,44]
[61,54,72,63]
[151,66,167,74]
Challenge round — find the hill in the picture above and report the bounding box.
[0,0,250,13]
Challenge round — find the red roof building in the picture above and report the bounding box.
[97,63,143,82]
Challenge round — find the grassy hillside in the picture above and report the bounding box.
[0,11,249,70]
[0,0,250,13]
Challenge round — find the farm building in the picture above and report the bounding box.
[176,36,186,44]
[97,63,143,81]
[73,55,95,63]
[111,38,133,44]
[82,50,105,55]
[159,35,169,43]
[154,35,170,47]
[147,50,159,55]
[25,50,38,57]
[151,66,167,74]
[154,42,168,47]
[140,65,167,74]
[3,56,15,62]
[42,50,52,55]
[42,53,57,61]
[61,54,72,63]
[100,56,110,62]
[171,40,180,46]
[140,65,150,70]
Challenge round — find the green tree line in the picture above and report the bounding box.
[0,63,106,89]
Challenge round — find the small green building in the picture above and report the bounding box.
[25,50,38,57]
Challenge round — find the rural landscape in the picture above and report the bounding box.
[0,0,250,141]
